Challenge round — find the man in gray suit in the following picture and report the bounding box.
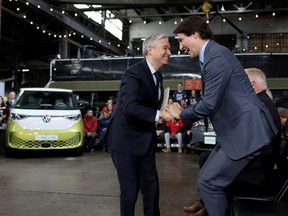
[166,16,278,216]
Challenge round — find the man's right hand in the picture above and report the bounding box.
[160,109,174,122]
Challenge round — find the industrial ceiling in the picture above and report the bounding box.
[1,0,288,85]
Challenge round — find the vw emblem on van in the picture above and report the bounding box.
[42,115,51,123]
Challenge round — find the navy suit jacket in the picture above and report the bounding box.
[106,60,163,156]
[181,40,278,160]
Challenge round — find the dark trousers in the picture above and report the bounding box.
[198,145,262,216]
[84,132,96,151]
[111,147,160,216]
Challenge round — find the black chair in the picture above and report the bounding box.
[231,139,288,216]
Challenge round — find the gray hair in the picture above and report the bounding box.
[142,34,168,56]
[244,68,268,91]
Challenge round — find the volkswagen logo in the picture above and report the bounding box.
[42,115,51,123]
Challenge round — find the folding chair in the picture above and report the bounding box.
[231,138,288,216]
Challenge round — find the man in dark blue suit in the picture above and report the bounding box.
[166,16,278,216]
[105,34,172,216]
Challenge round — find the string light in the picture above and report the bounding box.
[7,1,125,49]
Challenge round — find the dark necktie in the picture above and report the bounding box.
[199,60,204,71]
[154,71,161,100]
[154,71,160,87]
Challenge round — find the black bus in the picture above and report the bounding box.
[46,53,288,105]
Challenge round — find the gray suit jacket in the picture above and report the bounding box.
[181,40,277,160]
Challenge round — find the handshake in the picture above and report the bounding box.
[160,102,182,122]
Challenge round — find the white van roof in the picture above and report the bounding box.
[19,87,73,92]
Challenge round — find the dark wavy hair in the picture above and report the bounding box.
[173,16,213,40]
[0,96,6,107]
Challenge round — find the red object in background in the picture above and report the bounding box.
[185,80,202,90]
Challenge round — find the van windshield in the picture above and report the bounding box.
[15,91,78,110]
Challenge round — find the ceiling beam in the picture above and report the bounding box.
[27,0,123,55]
[49,0,238,5]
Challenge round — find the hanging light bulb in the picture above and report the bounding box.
[220,4,225,12]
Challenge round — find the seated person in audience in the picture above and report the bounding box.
[83,109,98,152]
[163,118,184,153]
[172,82,187,104]
[180,99,187,108]
[0,96,9,127]
[101,99,115,113]
[98,110,111,152]
[278,107,288,139]
[100,100,114,119]
[187,89,200,105]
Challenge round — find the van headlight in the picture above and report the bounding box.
[65,114,82,121]
[10,113,29,120]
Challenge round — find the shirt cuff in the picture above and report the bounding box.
[155,110,160,121]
